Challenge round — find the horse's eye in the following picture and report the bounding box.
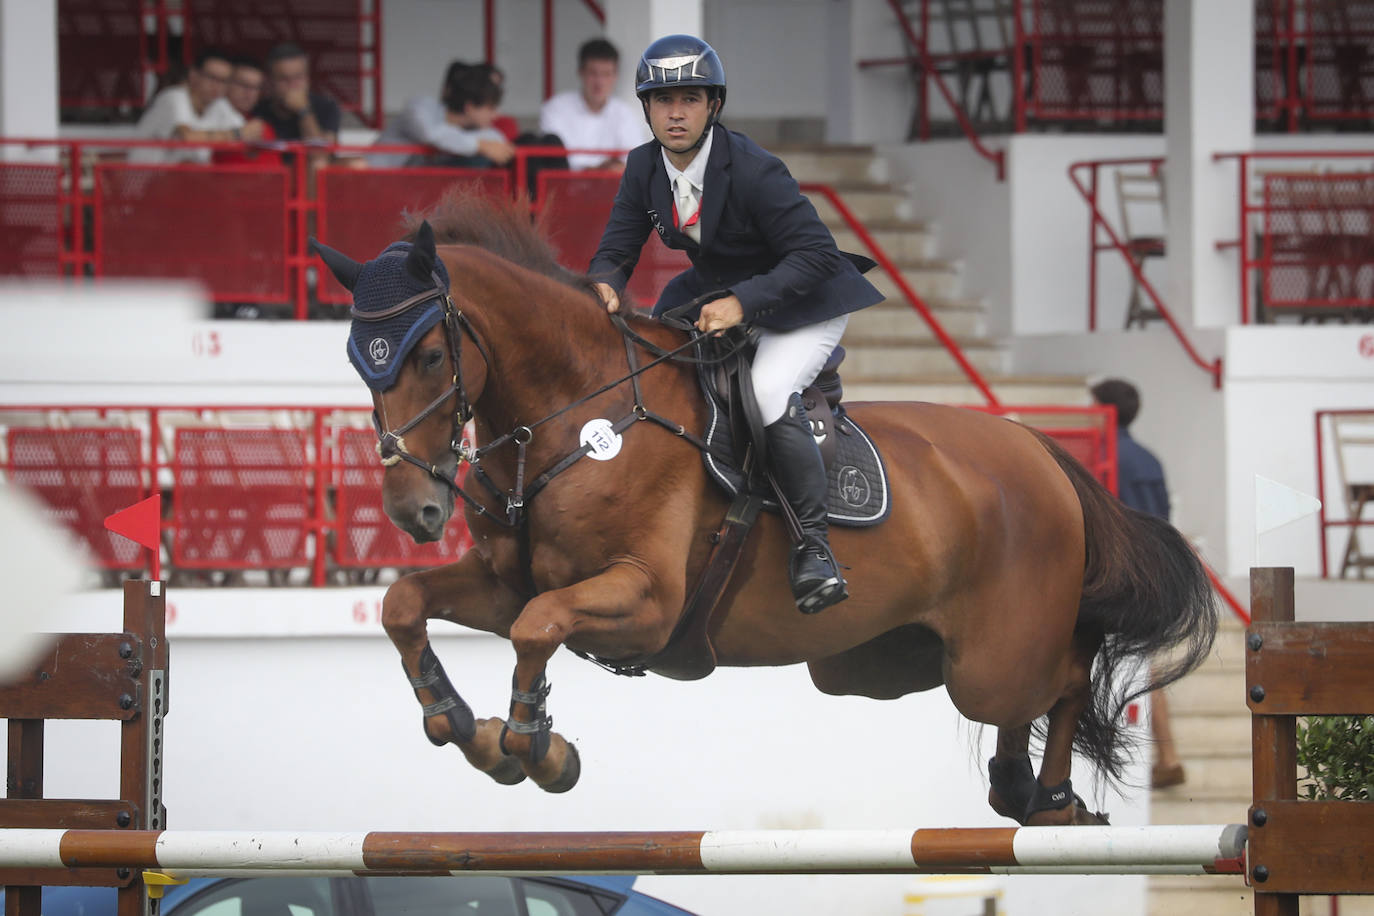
[421,348,444,371]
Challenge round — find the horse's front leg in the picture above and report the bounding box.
[500,558,678,793]
[382,550,528,786]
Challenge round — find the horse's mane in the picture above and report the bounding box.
[400,186,620,306]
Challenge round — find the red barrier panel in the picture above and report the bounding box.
[0,164,63,278]
[56,0,149,113]
[170,427,313,573]
[537,170,690,308]
[1027,0,1164,121]
[5,427,146,570]
[333,428,473,568]
[315,167,512,305]
[93,164,291,303]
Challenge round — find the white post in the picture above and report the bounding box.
[0,0,59,158]
[1163,0,1255,328]
[603,0,705,110]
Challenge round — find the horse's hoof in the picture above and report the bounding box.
[532,740,581,794]
[987,788,1025,824]
[1073,803,1111,825]
[484,753,528,786]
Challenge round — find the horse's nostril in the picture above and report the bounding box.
[420,503,444,530]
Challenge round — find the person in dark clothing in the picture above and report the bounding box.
[253,43,341,168]
[589,35,884,614]
[1091,378,1186,790]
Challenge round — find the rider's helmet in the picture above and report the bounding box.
[634,35,726,150]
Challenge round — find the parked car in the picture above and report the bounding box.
[1,872,696,916]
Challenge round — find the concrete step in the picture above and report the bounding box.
[1166,667,1246,715]
[839,339,1009,378]
[1172,713,1252,757]
[868,263,963,300]
[815,188,918,224]
[830,223,936,261]
[845,298,988,340]
[1152,754,1253,796]
[1151,796,1251,826]
[774,147,888,185]
[843,374,1091,407]
[1148,878,1253,916]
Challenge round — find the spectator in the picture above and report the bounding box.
[213,56,281,168]
[1091,378,1186,790]
[372,61,514,169]
[134,48,258,163]
[253,43,341,166]
[539,38,645,172]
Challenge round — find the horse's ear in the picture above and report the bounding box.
[406,221,437,284]
[309,238,362,292]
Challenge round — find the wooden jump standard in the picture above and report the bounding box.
[1247,567,1374,915]
[0,825,1246,876]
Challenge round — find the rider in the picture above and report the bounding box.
[589,34,884,614]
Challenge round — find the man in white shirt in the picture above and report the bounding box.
[539,39,646,172]
[133,49,259,164]
[372,61,515,169]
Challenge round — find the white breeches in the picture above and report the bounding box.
[749,314,850,425]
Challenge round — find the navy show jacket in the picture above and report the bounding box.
[588,124,884,330]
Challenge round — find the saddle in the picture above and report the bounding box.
[624,331,890,682]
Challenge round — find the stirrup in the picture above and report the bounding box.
[790,542,848,614]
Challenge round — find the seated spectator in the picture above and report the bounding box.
[539,38,646,172]
[134,48,260,163]
[213,56,282,168]
[253,43,341,167]
[372,61,515,169]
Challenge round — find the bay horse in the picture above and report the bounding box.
[311,192,1216,826]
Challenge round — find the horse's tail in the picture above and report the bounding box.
[1033,430,1219,784]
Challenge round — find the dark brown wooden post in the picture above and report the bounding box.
[0,580,168,916]
[1250,567,1298,916]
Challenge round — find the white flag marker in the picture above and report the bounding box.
[1255,475,1322,536]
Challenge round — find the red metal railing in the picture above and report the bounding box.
[0,405,473,587]
[1067,157,1224,389]
[1214,149,1374,324]
[1314,407,1374,579]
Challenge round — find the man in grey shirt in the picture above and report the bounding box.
[372,62,515,168]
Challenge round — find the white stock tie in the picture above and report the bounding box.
[674,173,701,242]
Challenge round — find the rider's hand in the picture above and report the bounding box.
[696,295,745,336]
[594,282,621,314]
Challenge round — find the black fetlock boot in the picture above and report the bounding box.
[765,392,848,614]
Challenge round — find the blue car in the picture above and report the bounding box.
[2,873,696,916]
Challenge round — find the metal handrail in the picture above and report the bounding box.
[881,0,1007,180]
[1067,158,1224,390]
[801,182,1001,407]
[1314,407,1374,580]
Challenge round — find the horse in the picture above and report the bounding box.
[310,191,1217,826]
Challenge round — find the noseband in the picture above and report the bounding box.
[354,286,488,483]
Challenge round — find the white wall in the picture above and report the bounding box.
[26,586,1153,916]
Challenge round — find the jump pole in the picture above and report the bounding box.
[0,826,1247,877]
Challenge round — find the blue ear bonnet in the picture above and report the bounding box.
[346,241,451,391]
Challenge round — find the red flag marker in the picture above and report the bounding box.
[105,494,162,581]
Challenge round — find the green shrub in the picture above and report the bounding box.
[1296,716,1374,802]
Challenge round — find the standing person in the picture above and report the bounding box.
[253,43,341,167]
[589,35,883,614]
[540,38,646,172]
[371,61,514,168]
[134,48,257,163]
[1091,378,1187,790]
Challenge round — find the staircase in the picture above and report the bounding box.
[773,144,1090,407]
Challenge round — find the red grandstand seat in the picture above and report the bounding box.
[315,167,512,306]
[537,170,691,308]
[6,427,147,570]
[170,428,312,575]
[333,427,473,570]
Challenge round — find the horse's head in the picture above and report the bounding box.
[312,222,487,543]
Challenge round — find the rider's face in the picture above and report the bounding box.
[648,87,712,158]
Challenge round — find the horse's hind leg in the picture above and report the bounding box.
[987,725,1037,822]
[383,553,529,786]
[1023,630,1108,826]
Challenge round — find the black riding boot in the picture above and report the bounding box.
[764,392,848,614]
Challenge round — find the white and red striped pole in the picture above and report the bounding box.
[0,826,1247,877]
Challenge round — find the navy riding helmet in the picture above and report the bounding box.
[634,34,726,149]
